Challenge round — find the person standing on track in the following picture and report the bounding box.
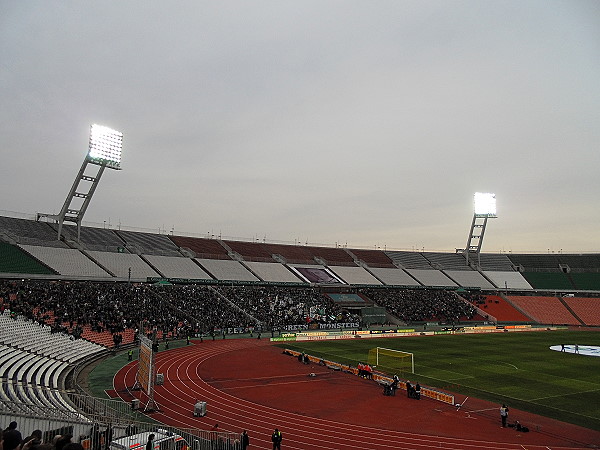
[500,404,509,427]
[145,434,155,450]
[390,374,399,395]
[271,428,282,450]
[240,430,249,450]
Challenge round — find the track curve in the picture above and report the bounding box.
[113,339,600,449]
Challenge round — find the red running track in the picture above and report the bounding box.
[113,339,600,449]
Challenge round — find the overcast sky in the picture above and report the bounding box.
[1,1,599,253]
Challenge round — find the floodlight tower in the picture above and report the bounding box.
[37,124,123,242]
[464,192,497,268]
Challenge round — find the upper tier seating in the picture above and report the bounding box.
[243,261,303,283]
[483,271,533,290]
[196,258,259,282]
[19,245,111,278]
[405,269,457,287]
[556,254,600,269]
[143,254,212,279]
[270,244,354,265]
[569,273,600,291]
[328,266,382,285]
[444,270,495,289]
[368,267,421,286]
[477,254,516,271]
[306,246,355,265]
[288,264,344,284]
[0,242,56,275]
[347,248,396,268]
[562,297,600,326]
[115,230,181,256]
[169,236,229,258]
[225,241,356,265]
[385,251,433,269]
[260,243,319,264]
[507,296,580,325]
[52,223,127,252]
[2,215,599,291]
[87,251,161,279]
[521,272,573,290]
[222,240,275,261]
[0,216,68,248]
[508,254,561,270]
[424,252,470,270]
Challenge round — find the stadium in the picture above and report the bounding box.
[1,149,600,449]
[2,3,600,449]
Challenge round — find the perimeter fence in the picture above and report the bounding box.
[0,381,241,450]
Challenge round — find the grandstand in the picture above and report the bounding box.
[1,213,600,449]
[0,311,106,413]
[466,294,532,322]
[507,295,582,326]
[2,215,599,290]
[1,215,599,337]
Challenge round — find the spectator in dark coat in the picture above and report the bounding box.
[3,422,23,450]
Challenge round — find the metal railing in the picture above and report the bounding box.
[0,383,241,450]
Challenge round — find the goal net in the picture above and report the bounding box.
[367,347,414,374]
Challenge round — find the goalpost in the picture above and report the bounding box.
[367,347,414,374]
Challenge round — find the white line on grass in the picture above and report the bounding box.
[529,387,600,402]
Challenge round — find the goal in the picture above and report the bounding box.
[367,347,414,374]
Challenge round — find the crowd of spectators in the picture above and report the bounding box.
[0,280,360,342]
[0,280,186,339]
[0,280,478,345]
[360,288,476,324]
[215,285,360,329]
[152,284,252,334]
[461,292,486,306]
[1,421,82,450]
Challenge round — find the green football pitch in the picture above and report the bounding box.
[278,330,600,431]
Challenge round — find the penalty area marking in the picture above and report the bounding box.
[500,362,519,370]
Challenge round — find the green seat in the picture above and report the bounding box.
[0,242,55,274]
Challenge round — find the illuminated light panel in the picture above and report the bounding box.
[87,124,123,169]
[474,192,497,217]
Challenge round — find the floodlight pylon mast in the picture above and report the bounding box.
[37,124,123,242]
[43,161,107,241]
[464,215,488,268]
[461,193,497,268]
